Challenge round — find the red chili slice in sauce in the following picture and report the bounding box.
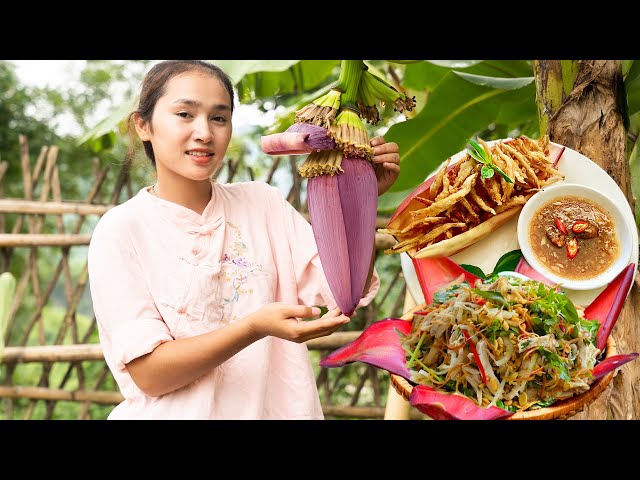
[566,237,579,259]
[555,217,568,235]
[572,220,590,234]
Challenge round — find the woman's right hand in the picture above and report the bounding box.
[247,303,350,343]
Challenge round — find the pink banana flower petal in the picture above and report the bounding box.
[515,257,557,288]
[592,353,639,381]
[260,131,313,155]
[412,256,480,304]
[307,174,353,314]
[337,157,378,315]
[409,385,514,420]
[260,124,335,155]
[319,318,412,379]
[583,263,635,351]
[287,123,336,151]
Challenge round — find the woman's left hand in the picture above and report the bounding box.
[370,136,400,196]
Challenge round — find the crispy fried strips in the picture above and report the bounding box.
[382,135,563,257]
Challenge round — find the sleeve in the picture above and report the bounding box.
[87,213,173,374]
[273,186,380,311]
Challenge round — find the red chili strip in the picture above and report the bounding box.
[555,217,568,235]
[462,329,488,385]
[552,146,566,168]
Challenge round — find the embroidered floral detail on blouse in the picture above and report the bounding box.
[219,222,263,324]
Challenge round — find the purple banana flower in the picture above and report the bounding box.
[308,156,377,316]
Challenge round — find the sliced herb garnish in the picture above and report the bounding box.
[467,139,514,183]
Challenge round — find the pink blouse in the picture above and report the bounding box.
[88,180,380,419]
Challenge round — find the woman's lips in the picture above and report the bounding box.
[187,152,213,164]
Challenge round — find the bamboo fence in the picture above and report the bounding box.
[0,134,407,420]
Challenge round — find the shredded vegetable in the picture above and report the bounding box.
[400,275,602,412]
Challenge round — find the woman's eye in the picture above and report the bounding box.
[177,112,191,118]
[212,116,227,123]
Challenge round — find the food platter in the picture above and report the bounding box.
[390,140,638,419]
[401,140,639,308]
[389,303,619,420]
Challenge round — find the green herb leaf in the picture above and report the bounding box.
[467,138,514,184]
[481,165,495,179]
[492,249,523,274]
[578,319,601,343]
[559,298,579,325]
[496,400,518,412]
[468,139,490,163]
[470,288,508,307]
[536,397,556,408]
[486,318,505,342]
[432,283,466,304]
[539,347,571,382]
[468,148,487,165]
[460,264,486,279]
[492,164,514,183]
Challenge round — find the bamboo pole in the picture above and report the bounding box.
[0,385,124,404]
[0,199,113,216]
[0,383,411,418]
[323,404,425,419]
[0,234,92,247]
[0,331,366,365]
[305,331,362,350]
[0,232,394,251]
[1,344,105,363]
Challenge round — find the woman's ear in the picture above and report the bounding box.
[133,113,151,141]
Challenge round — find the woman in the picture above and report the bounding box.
[88,60,401,419]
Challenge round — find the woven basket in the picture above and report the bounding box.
[391,304,618,420]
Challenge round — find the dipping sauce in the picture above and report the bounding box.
[529,195,619,280]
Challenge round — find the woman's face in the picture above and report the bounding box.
[135,71,233,182]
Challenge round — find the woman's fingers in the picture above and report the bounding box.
[321,307,343,318]
[295,314,350,342]
[371,139,399,157]
[282,304,321,319]
[372,152,401,165]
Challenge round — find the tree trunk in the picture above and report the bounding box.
[534,60,640,420]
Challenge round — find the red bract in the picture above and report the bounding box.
[592,353,639,381]
[319,318,412,379]
[409,385,514,420]
[583,263,635,351]
[412,256,480,304]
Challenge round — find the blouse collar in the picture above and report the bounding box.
[140,179,225,232]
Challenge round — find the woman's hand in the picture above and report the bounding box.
[247,303,349,344]
[370,136,400,196]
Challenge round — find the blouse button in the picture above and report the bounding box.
[199,225,213,235]
[191,246,200,255]
[176,305,187,314]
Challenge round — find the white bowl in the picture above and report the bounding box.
[517,183,633,291]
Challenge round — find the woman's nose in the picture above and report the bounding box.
[193,118,213,143]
